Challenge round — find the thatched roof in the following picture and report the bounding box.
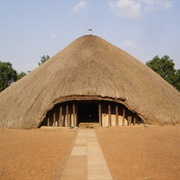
[0,35,180,128]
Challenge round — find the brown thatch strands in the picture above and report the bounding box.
[0,35,180,128]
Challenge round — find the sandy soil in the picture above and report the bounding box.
[1,126,180,180]
[96,125,180,180]
[0,127,76,180]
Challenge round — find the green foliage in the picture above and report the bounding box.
[0,61,17,92]
[146,55,180,91]
[17,71,26,80]
[38,55,50,66]
[175,69,180,91]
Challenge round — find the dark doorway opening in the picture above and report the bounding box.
[78,101,98,124]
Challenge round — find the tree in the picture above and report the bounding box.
[38,55,50,65]
[0,61,17,92]
[174,69,180,91]
[17,71,26,80]
[146,55,180,91]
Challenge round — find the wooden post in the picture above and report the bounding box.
[55,106,59,126]
[59,105,62,126]
[49,111,53,126]
[133,113,136,126]
[122,107,125,126]
[73,102,76,127]
[115,104,118,126]
[98,102,102,127]
[76,104,78,127]
[66,103,69,127]
[108,103,111,126]
[53,108,56,126]
[47,113,50,126]
[129,114,132,126]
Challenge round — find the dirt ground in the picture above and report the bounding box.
[0,127,76,180]
[96,125,180,180]
[0,126,180,180]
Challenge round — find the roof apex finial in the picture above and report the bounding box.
[88,28,92,35]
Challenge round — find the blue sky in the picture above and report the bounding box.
[0,0,180,72]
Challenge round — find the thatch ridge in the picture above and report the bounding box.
[0,35,180,128]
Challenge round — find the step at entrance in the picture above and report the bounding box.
[79,122,99,128]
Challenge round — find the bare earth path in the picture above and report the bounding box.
[96,126,180,180]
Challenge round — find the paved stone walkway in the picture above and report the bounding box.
[60,128,112,180]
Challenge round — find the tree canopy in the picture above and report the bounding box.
[146,55,180,91]
[0,61,17,92]
[38,55,50,65]
[0,54,50,92]
[17,71,26,80]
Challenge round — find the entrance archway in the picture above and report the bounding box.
[39,100,143,127]
[78,101,98,124]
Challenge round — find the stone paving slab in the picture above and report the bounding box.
[60,128,112,180]
[60,156,87,180]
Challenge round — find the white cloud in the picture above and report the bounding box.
[109,0,142,19]
[109,0,172,19]
[123,40,135,48]
[72,1,88,12]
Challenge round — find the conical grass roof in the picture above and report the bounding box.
[0,35,180,128]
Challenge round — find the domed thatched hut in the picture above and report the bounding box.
[0,35,180,129]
